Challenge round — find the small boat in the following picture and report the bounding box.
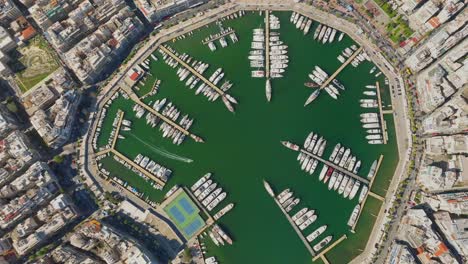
[313,236,333,252]
[304,89,321,106]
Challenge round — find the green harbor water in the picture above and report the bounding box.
[97,11,399,264]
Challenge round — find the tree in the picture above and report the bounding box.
[53,155,65,163]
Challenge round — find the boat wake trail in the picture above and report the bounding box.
[128,134,193,163]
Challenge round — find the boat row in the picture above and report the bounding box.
[305,66,345,104]
[360,112,384,144]
[132,153,172,184]
[158,46,237,113]
[337,44,359,64]
[351,50,370,67]
[290,12,313,35]
[276,188,301,213]
[209,224,233,246]
[313,23,343,44]
[249,28,265,78]
[204,27,238,51]
[269,13,281,30]
[297,132,327,175]
[191,174,235,218]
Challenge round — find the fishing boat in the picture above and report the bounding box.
[347,204,360,227]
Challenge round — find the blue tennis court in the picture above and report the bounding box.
[183,217,203,237]
[169,206,185,223]
[180,197,195,215]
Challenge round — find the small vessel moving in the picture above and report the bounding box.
[266,79,272,102]
[263,180,274,197]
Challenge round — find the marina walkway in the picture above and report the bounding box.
[95,149,111,156]
[320,47,363,89]
[382,110,393,114]
[112,149,166,186]
[202,29,235,45]
[375,81,388,144]
[265,10,270,78]
[296,147,370,185]
[268,189,317,257]
[312,235,347,262]
[159,46,226,97]
[111,110,125,149]
[350,155,385,232]
[120,87,204,143]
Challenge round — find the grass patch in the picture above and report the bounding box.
[14,35,60,93]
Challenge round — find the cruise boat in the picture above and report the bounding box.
[369,139,384,144]
[207,192,227,211]
[317,140,327,157]
[299,215,317,230]
[318,26,327,41]
[285,198,300,212]
[304,19,312,35]
[282,141,299,151]
[312,137,323,155]
[329,144,340,161]
[292,208,308,221]
[343,179,355,198]
[213,224,233,245]
[198,183,218,201]
[306,225,327,242]
[322,27,332,44]
[314,24,322,40]
[353,160,361,174]
[213,203,234,220]
[202,188,222,206]
[337,55,345,63]
[338,32,344,41]
[304,89,321,106]
[366,134,382,140]
[367,160,377,178]
[277,189,290,200]
[323,167,333,183]
[333,147,345,164]
[363,91,376,96]
[318,165,328,181]
[295,210,315,226]
[333,173,343,191]
[347,204,360,227]
[295,16,304,28]
[348,181,361,200]
[279,191,293,204]
[365,85,376,89]
[361,113,378,118]
[266,79,272,102]
[338,176,349,195]
[194,179,213,197]
[304,132,314,149]
[328,171,338,190]
[324,87,338,100]
[329,29,337,43]
[313,236,333,252]
[359,185,369,203]
[362,123,380,129]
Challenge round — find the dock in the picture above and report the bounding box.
[350,155,385,232]
[265,10,270,78]
[266,186,317,257]
[202,29,235,45]
[111,110,125,149]
[111,149,166,186]
[159,46,225,97]
[120,87,204,143]
[312,235,347,262]
[375,81,388,144]
[320,47,363,89]
[294,146,370,185]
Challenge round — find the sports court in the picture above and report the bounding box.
[163,190,206,239]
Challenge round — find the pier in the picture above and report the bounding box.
[350,155,385,232]
[375,81,388,144]
[201,29,235,45]
[120,86,204,143]
[320,47,363,89]
[294,146,370,185]
[266,186,317,257]
[111,149,166,186]
[111,110,125,149]
[159,45,226,97]
[265,10,270,78]
[312,235,347,262]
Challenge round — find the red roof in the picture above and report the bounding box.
[21,26,37,40]
[129,72,140,81]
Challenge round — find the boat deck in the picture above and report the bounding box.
[375,81,388,144]
[298,147,370,185]
[159,45,226,97]
[320,47,363,89]
[202,29,236,45]
[265,10,270,78]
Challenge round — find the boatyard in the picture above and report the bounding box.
[91,10,399,264]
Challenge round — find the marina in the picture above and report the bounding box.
[93,10,399,264]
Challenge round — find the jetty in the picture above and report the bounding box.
[264,182,317,258]
[120,87,204,143]
[202,29,235,45]
[350,155,385,232]
[320,47,363,89]
[111,149,166,186]
[159,46,226,97]
[375,81,388,144]
[111,111,125,149]
[265,10,270,78]
[312,235,347,262]
[289,145,370,185]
